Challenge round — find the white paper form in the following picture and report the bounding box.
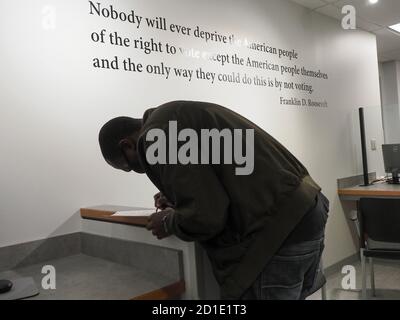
[111,209,156,217]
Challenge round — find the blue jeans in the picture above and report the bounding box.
[241,193,328,300]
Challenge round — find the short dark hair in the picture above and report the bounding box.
[98,116,142,161]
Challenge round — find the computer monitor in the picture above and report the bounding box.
[382,144,400,184]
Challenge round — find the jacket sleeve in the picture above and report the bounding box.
[149,163,230,242]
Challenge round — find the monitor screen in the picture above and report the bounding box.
[382,144,400,173]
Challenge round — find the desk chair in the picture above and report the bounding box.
[358,198,400,300]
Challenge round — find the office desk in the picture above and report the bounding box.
[80,205,221,299]
[338,181,400,201]
[80,205,185,300]
[80,205,153,227]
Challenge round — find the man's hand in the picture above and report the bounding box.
[146,207,174,240]
[154,192,174,210]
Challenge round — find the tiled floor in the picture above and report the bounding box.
[2,254,399,300]
[0,254,176,300]
[308,259,400,300]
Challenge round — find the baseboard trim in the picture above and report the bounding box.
[324,253,359,277]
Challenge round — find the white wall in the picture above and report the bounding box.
[0,0,384,268]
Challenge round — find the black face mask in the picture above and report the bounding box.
[120,148,145,174]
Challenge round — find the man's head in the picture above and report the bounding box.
[98,116,145,173]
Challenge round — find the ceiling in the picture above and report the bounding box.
[290,0,400,62]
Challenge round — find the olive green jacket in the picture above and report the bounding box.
[137,100,321,299]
